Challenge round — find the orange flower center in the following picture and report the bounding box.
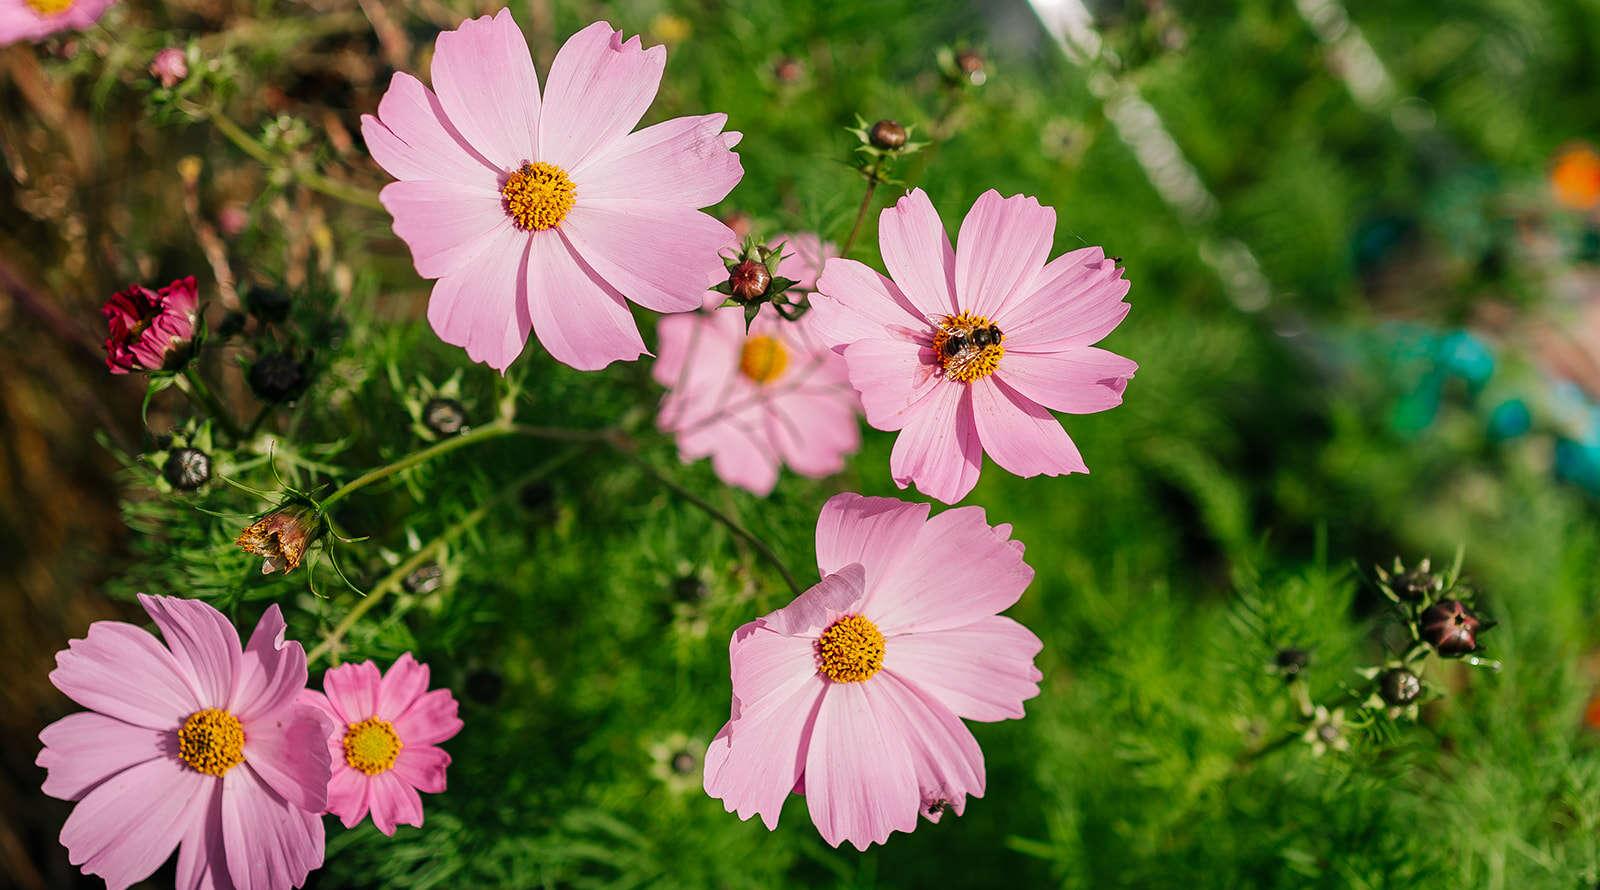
[501,161,576,231]
[816,614,885,683]
[178,708,246,777]
[25,0,74,14]
[931,312,1004,383]
[343,717,403,775]
[739,335,789,384]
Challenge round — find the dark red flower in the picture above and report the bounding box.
[102,276,199,374]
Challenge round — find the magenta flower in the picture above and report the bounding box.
[0,0,114,45]
[101,276,199,375]
[303,653,463,835]
[653,234,860,494]
[37,594,333,890]
[149,47,188,87]
[363,9,743,372]
[703,493,1042,849]
[811,188,1137,504]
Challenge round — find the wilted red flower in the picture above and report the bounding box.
[235,503,322,574]
[101,276,199,375]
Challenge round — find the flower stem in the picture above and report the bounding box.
[206,109,383,211]
[840,159,883,259]
[179,367,243,440]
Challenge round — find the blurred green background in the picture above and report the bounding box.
[5,0,1600,887]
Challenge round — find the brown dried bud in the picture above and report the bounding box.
[422,398,467,437]
[1420,599,1480,655]
[235,504,321,575]
[955,49,984,75]
[162,447,212,491]
[869,119,907,150]
[729,260,771,301]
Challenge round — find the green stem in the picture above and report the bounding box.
[840,160,882,259]
[179,367,243,440]
[208,110,383,211]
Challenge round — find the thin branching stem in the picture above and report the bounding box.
[206,109,383,211]
[840,158,883,258]
[178,366,243,439]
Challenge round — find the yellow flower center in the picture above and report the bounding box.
[25,0,74,14]
[500,161,576,231]
[816,614,885,683]
[343,717,403,775]
[739,335,789,384]
[178,708,246,777]
[931,311,1005,383]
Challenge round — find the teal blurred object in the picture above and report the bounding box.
[1435,330,1494,391]
[1487,398,1532,440]
[1555,437,1600,494]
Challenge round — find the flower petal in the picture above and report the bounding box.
[884,616,1043,722]
[232,605,310,723]
[361,72,499,186]
[873,670,985,816]
[173,781,226,890]
[841,338,943,431]
[51,620,198,730]
[392,744,451,795]
[765,387,860,478]
[538,22,665,169]
[727,623,821,717]
[322,661,382,723]
[243,703,333,814]
[969,376,1088,479]
[814,493,928,591]
[426,224,533,372]
[393,689,463,747]
[60,757,208,890]
[888,381,982,504]
[954,190,1055,319]
[573,113,742,207]
[377,653,431,721]
[524,229,647,371]
[326,765,371,830]
[811,258,928,349]
[803,681,920,850]
[137,594,240,711]
[995,346,1137,415]
[866,504,1035,634]
[878,188,958,319]
[38,712,173,802]
[221,765,325,890]
[560,200,732,313]
[996,250,1131,351]
[760,563,866,637]
[367,772,425,836]
[379,180,512,280]
[429,9,539,170]
[703,673,827,830]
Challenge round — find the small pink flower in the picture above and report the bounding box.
[364,9,743,372]
[218,203,250,238]
[101,276,199,375]
[0,0,114,45]
[149,47,188,87]
[654,234,860,495]
[37,594,333,890]
[703,493,1042,849]
[812,188,1137,503]
[303,653,463,836]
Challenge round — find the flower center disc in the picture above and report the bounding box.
[343,717,403,775]
[500,161,576,231]
[931,311,1004,383]
[178,708,246,777]
[739,335,789,384]
[25,0,74,14]
[816,614,885,683]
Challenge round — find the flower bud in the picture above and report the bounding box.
[149,48,188,88]
[773,56,804,84]
[235,503,321,574]
[422,398,467,437]
[1420,599,1481,655]
[246,285,291,324]
[1392,561,1442,601]
[247,352,309,403]
[869,119,907,150]
[955,49,985,76]
[729,260,772,301]
[102,277,199,375]
[162,447,211,491]
[1274,647,1309,679]
[1378,668,1422,706]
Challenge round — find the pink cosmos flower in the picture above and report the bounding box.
[37,594,333,890]
[149,47,188,87]
[0,0,114,45]
[302,653,463,835]
[363,9,743,372]
[654,234,860,494]
[703,493,1042,849]
[102,276,199,375]
[811,188,1137,504]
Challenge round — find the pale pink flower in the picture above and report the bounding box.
[149,47,188,87]
[811,188,1137,504]
[0,0,114,45]
[37,594,333,890]
[703,493,1042,849]
[363,9,743,372]
[101,276,199,374]
[302,653,463,835]
[654,234,859,494]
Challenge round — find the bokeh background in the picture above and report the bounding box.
[5,0,1600,887]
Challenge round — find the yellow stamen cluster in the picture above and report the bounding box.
[500,161,576,231]
[931,311,1005,383]
[25,0,74,14]
[739,335,789,384]
[816,614,885,683]
[178,708,246,777]
[343,717,403,775]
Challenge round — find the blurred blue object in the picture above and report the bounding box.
[1555,438,1600,494]
[1487,399,1532,440]
[1435,331,1494,390]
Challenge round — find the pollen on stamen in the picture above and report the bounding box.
[343,716,404,775]
[500,161,576,232]
[25,0,74,14]
[816,614,885,683]
[931,311,1005,383]
[739,335,789,384]
[178,708,246,777]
